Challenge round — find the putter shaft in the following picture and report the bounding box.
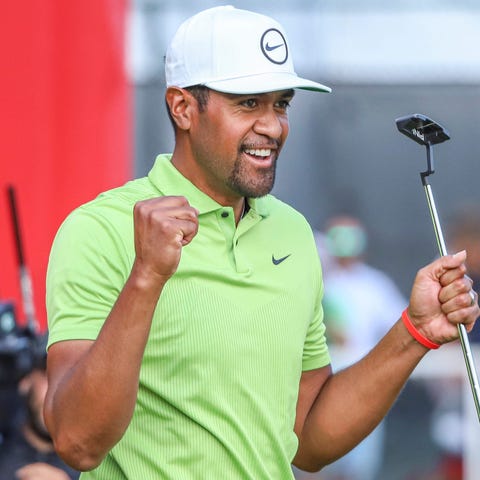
[423,177,480,421]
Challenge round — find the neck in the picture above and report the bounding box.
[236,198,248,225]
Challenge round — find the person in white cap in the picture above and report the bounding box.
[43,6,478,479]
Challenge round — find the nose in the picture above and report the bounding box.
[253,107,286,140]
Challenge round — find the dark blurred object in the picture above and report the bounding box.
[0,363,80,479]
[0,301,46,385]
[0,304,76,477]
[0,300,47,435]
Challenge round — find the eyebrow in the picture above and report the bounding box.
[281,89,295,99]
[222,89,296,101]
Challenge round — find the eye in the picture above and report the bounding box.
[276,99,291,111]
[241,98,258,108]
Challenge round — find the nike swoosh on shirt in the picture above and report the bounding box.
[272,254,291,265]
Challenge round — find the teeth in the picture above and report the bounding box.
[245,148,271,157]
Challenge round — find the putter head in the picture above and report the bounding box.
[395,113,450,146]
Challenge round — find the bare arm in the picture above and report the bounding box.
[293,251,479,472]
[44,196,199,471]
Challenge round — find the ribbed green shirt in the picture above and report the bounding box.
[46,154,330,479]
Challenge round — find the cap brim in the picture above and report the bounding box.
[203,72,331,94]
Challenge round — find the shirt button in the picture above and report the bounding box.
[221,211,229,218]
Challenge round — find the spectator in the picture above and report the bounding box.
[317,214,406,480]
[322,214,407,358]
[0,337,80,480]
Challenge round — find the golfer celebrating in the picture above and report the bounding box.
[44,6,479,479]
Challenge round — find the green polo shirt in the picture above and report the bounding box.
[46,154,330,479]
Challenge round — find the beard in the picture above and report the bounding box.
[226,153,277,198]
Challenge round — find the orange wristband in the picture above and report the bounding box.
[401,309,440,350]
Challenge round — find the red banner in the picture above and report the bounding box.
[0,1,132,331]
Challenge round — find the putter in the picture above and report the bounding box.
[395,113,480,421]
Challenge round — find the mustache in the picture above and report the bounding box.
[241,137,281,150]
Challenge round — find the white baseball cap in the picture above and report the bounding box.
[165,5,331,94]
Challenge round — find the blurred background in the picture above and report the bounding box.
[1,1,479,479]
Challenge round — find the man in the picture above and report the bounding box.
[44,6,479,479]
[321,214,407,357]
[0,339,79,480]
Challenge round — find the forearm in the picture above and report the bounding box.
[45,264,167,471]
[295,318,428,471]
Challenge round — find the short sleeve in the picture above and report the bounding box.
[46,207,132,349]
[302,252,331,371]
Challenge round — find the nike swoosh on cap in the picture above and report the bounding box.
[272,254,291,265]
[265,42,284,52]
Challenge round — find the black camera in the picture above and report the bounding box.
[0,301,46,435]
[0,301,46,385]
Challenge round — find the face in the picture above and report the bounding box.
[185,88,293,202]
[20,369,50,439]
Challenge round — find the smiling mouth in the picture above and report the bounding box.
[243,147,275,162]
[244,148,272,157]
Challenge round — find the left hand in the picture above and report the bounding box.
[407,250,479,345]
[15,462,71,480]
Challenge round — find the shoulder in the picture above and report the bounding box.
[56,176,159,238]
[256,195,314,234]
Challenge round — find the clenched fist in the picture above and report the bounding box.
[132,196,199,282]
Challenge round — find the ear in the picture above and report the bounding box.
[165,87,196,131]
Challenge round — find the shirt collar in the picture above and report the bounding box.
[147,154,270,217]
